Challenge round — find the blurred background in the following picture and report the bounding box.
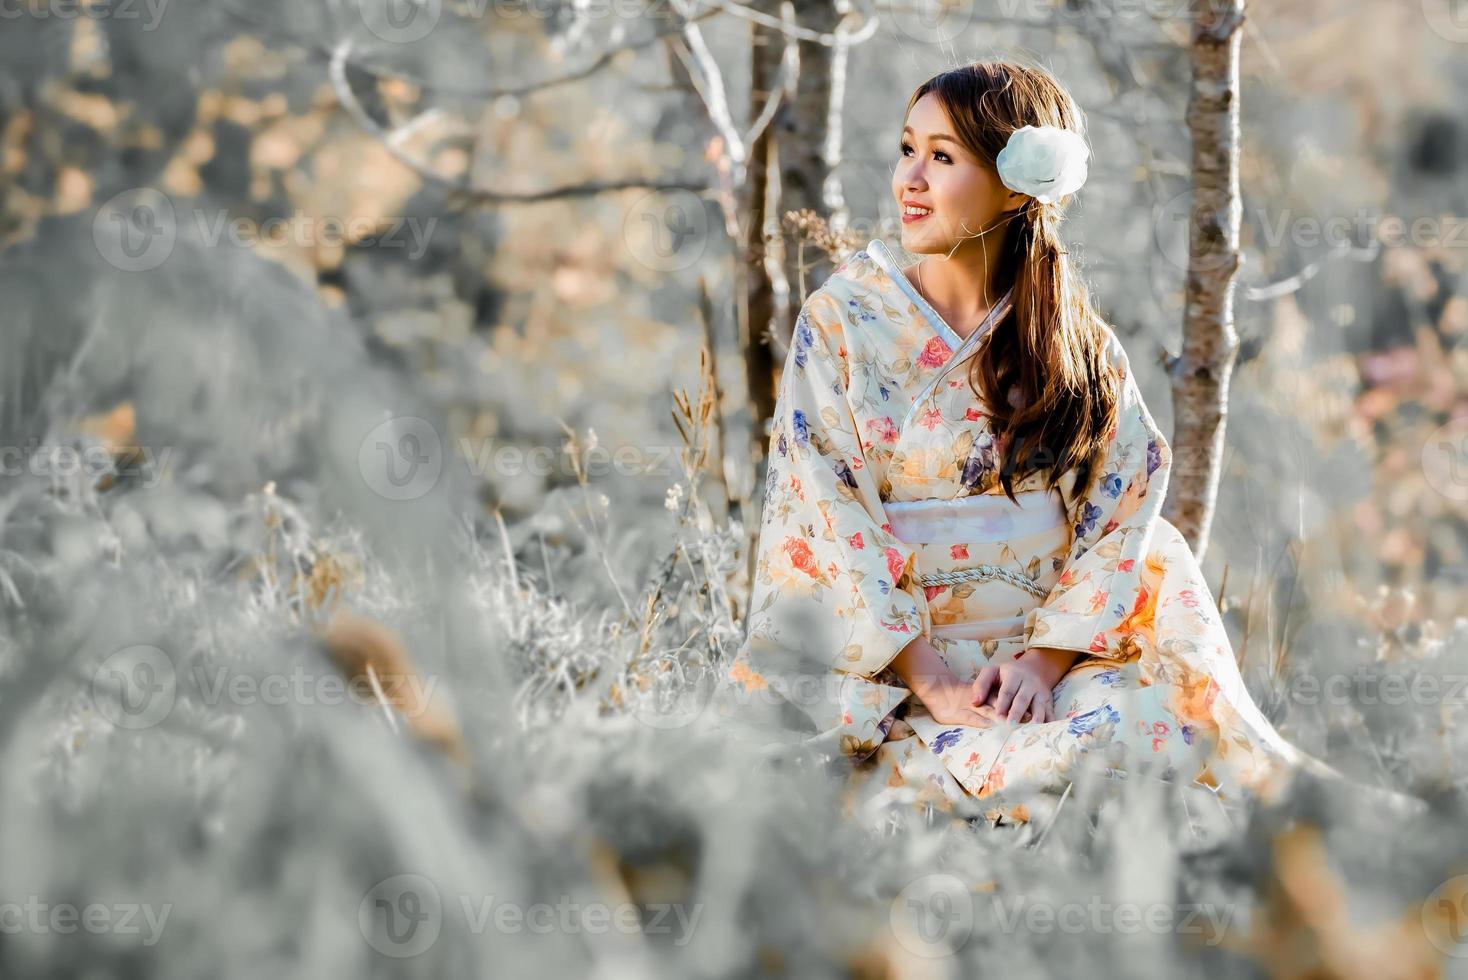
[1,1,1466,977]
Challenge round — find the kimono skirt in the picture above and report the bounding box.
[836,487,1289,830]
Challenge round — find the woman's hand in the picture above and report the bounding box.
[971,660,1053,724]
[889,635,993,728]
[920,677,996,728]
[972,655,1059,725]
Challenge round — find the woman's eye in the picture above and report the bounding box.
[898,142,951,163]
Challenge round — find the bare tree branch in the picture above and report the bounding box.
[743,4,799,151]
[329,41,705,205]
[223,2,721,99]
[669,23,748,175]
[1244,240,1381,302]
[701,0,880,45]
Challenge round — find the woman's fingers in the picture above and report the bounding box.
[970,666,1058,725]
[1007,685,1035,725]
[992,671,1022,718]
[971,666,998,706]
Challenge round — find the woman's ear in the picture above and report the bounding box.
[1001,188,1030,215]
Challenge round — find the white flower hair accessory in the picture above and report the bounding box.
[994,125,1090,205]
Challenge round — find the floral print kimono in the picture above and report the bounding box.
[717,238,1311,829]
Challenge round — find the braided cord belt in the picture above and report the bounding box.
[917,563,1049,598]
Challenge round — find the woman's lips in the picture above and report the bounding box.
[901,208,932,225]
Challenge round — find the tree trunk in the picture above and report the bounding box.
[741,0,845,473]
[770,0,846,332]
[742,4,785,482]
[1164,0,1246,564]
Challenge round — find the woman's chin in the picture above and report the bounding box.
[899,229,942,254]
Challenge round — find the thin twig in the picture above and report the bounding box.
[329,39,706,205]
[222,1,721,98]
[692,0,880,46]
[1031,781,1073,850]
[364,664,402,735]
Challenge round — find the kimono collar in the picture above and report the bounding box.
[865,238,1014,354]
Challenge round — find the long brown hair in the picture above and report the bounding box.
[904,60,1119,507]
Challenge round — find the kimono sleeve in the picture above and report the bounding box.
[1024,330,1172,661]
[745,289,932,678]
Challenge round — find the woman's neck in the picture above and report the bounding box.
[908,228,1013,339]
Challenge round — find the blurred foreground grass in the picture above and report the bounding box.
[0,215,1466,980]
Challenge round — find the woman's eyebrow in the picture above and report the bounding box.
[902,125,959,144]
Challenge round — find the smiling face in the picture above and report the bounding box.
[893,92,1029,256]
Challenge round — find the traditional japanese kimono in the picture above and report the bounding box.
[716,238,1315,829]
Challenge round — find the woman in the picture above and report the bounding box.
[718,60,1330,830]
